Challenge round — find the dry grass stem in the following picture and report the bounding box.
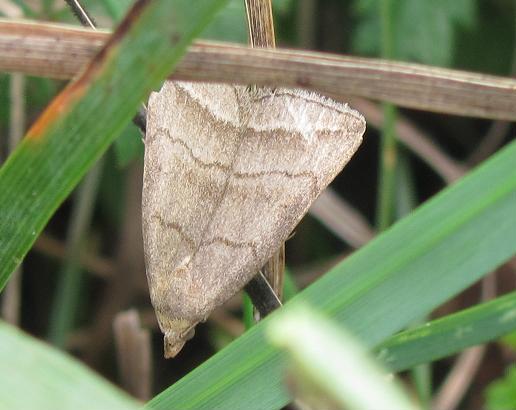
[113,309,152,401]
[33,233,115,278]
[432,346,486,410]
[85,163,145,364]
[1,71,25,325]
[1,20,515,120]
[349,98,467,183]
[0,0,22,18]
[467,121,513,166]
[310,188,375,248]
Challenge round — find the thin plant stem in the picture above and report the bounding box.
[242,0,284,325]
[1,72,25,325]
[397,153,432,409]
[376,0,398,232]
[1,4,26,326]
[282,268,298,302]
[376,104,398,231]
[296,0,316,49]
[46,0,104,350]
[63,0,97,29]
[242,293,254,329]
[48,159,104,348]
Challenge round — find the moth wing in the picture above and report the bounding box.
[187,88,365,309]
[142,81,241,323]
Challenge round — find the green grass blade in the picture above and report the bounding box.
[0,321,138,410]
[268,305,420,410]
[148,140,516,410]
[0,0,228,289]
[377,291,516,372]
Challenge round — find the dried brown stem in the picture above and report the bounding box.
[32,232,115,278]
[0,1,22,18]
[1,20,515,121]
[467,121,512,166]
[0,0,25,329]
[310,188,375,248]
[1,71,25,325]
[349,98,467,183]
[85,163,145,364]
[243,0,285,314]
[245,0,275,48]
[432,346,486,410]
[113,309,152,400]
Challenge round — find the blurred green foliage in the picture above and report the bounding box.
[352,0,477,65]
[486,366,516,410]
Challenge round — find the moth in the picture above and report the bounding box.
[142,81,365,357]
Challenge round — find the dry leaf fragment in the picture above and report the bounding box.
[142,81,365,358]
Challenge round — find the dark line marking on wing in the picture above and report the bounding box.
[201,236,259,262]
[155,127,320,192]
[151,215,197,251]
[156,127,233,172]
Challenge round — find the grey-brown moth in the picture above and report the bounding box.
[142,81,365,357]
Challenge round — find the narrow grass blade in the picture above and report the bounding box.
[0,321,138,410]
[148,140,516,410]
[0,0,228,289]
[376,291,516,372]
[268,305,420,410]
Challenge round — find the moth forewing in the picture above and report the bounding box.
[142,81,365,358]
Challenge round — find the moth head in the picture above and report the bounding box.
[163,323,196,358]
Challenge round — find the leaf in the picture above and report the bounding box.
[486,365,516,410]
[453,1,516,75]
[268,305,420,410]
[113,123,144,168]
[0,321,138,410]
[0,0,229,289]
[352,0,477,65]
[501,331,516,350]
[147,141,516,410]
[202,0,247,42]
[376,291,516,371]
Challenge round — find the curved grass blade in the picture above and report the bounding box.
[0,0,229,289]
[0,321,138,410]
[148,140,516,410]
[268,305,420,410]
[376,291,516,372]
